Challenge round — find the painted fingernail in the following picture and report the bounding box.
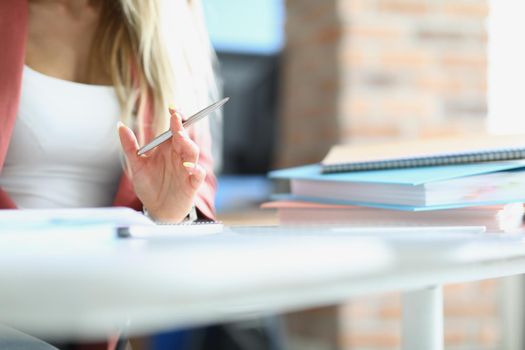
[117,121,128,132]
[168,103,176,110]
[183,162,196,169]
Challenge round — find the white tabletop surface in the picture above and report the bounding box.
[1,225,525,341]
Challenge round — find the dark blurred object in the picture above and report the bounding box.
[185,317,286,350]
[217,52,280,175]
[150,317,286,350]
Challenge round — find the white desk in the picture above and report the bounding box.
[0,226,524,350]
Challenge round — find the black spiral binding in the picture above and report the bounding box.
[322,148,525,174]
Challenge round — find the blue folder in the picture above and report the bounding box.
[269,161,525,211]
[269,161,525,185]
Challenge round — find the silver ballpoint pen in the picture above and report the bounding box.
[137,97,230,156]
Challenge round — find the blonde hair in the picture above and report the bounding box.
[93,0,219,143]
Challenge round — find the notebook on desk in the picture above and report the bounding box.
[322,133,525,173]
[0,207,223,238]
[261,200,524,232]
[269,162,525,211]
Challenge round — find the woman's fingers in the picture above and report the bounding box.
[118,122,142,174]
[188,163,206,190]
[169,108,185,154]
[169,110,200,170]
[168,107,183,134]
[180,137,200,171]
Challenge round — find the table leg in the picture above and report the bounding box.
[402,285,443,350]
[501,275,525,350]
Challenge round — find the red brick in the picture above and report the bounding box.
[478,323,500,345]
[478,279,498,292]
[314,26,344,45]
[378,0,430,15]
[441,52,488,68]
[342,124,405,139]
[338,0,376,15]
[444,302,497,317]
[380,50,433,69]
[444,328,469,345]
[416,75,485,95]
[379,97,433,119]
[341,332,401,349]
[343,98,371,116]
[349,23,404,41]
[442,2,489,18]
[378,304,402,319]
[340,49,366,66]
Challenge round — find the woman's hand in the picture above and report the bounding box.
[118,108,206,223]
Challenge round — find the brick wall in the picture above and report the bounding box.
[339,281,500,350]
[279,1,498,349]
[285,280,500,350]
[277,0,488,167]
[276,0,343,168]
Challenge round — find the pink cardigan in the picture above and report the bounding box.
[0,0,217,219]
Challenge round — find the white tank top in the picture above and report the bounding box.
[0,66,123,208]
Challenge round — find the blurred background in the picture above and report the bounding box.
[200,0,523,349]
[203,0,284,175]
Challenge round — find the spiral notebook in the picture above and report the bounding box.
[322,133,525,173]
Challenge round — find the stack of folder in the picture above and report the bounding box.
[267,134,525,232]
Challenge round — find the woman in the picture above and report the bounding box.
[0,0,219,348]
[0,0,217,222]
